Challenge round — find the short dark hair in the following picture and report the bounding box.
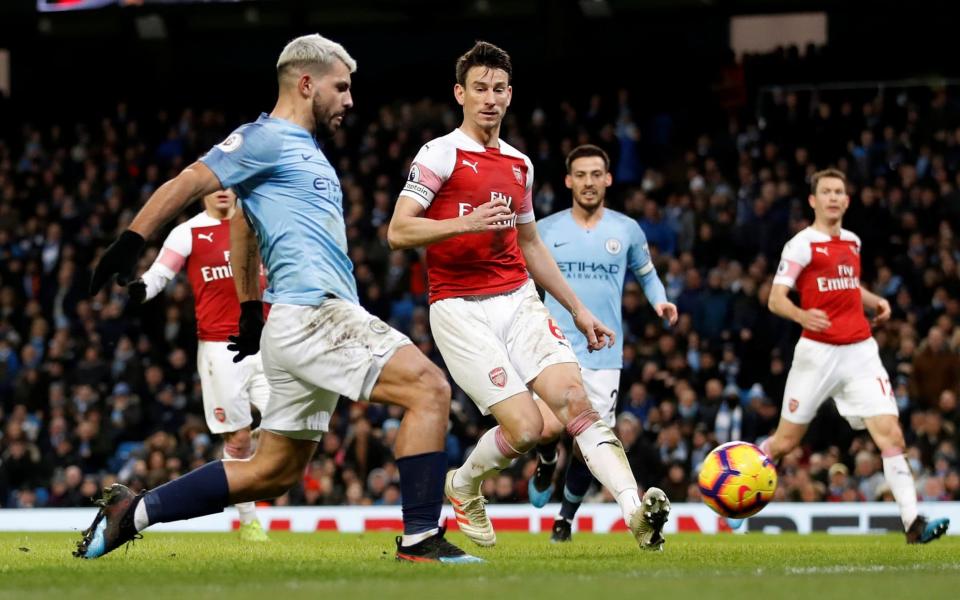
[456,41,512,86]
[565,144,610,173]
[811,168,846,194]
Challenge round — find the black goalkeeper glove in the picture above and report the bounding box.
[227,300,265,363]
[89,230,146,295]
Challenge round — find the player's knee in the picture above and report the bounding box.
[413,362,451,414]
[505,419,543,452]
[562,384,591,415]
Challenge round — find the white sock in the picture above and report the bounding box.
[133,498,150,532]
[401,527,439,547]
[574,420,641,522]
[451,426,519,494]
[882,452,919,529]
[224,445,258,525]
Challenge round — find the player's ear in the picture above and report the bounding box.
[454,83,465,106]
[604,172,613,187]
[505,85,512,108]
[808,194,816,209]
[565,174,573,190]
[298,73,313,99]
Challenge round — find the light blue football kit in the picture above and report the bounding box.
[201,113,358,306]
[537,207,667,370]
[201,114,410,439]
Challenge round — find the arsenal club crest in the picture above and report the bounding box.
[788,398,799,413]
[489,367,507,388]
[214,407,227,422]
[512,165,524,186]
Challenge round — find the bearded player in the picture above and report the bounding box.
[763,168,949,544]
[388,41,670,551]
[528,144,677,542]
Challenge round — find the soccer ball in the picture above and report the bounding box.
[698,441,777,519]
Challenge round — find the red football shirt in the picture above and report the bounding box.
[773,227,871,345]
[145,212,267,342]
[401,129,535,303]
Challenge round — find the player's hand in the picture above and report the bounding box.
[227,300,264,363]
[799,308,831,332]
[872,298,891,325]
[654,302,678,326]
[89,230,145,295]
[573,306,616,352]
[460,198,514,233]
[127,278,147,305]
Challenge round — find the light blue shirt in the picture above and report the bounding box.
[538,208,658,369]
[200,114,358,306]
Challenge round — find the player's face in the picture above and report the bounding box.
[455,66,511,131]
[566,156,612,210]
[311,60,353,137]
[203,189,236,212]
[809,177,849,222]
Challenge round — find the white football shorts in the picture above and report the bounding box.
[781,336,898,430]
[197,340,270,435]
[430,279,579,415]
[258,300,412,441]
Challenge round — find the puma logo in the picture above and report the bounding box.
[198,232,214,243]
[815,247,829,256]
[461,159,479,174]
[597,440,623,449]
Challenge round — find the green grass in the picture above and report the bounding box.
[2,532,958,600]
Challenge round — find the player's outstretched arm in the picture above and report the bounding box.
[387,195,513,249]
[517,222,614,351]
[90,162,221,294]
[129,162,222,239]
[768,283,830,332]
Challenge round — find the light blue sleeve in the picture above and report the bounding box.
[199,123,281,190]
[629,221,667,305]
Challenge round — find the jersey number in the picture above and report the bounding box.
[877,377,894,398]
[548,318,566,340]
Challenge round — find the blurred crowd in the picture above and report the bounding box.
[2,46,960,510]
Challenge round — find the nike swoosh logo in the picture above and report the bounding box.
[553,241,570,248]
[597,440,622,449]
[301,154,312,161]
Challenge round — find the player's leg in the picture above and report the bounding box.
[760,338,835,461]
[222,428,268,541]
[75,429,316,559]
[528,398,564,508]
[354,315,479,562]
[540,369,619,538]
[429,294,533,547]
[233,354,272,541]
[504,282,665,548]
[197,341,267,540]
[838,339,948,543]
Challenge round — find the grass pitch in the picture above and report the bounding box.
[2,531,958,600]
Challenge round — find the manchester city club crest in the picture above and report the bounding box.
[605,238,622,255]
[369,319,390,334]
